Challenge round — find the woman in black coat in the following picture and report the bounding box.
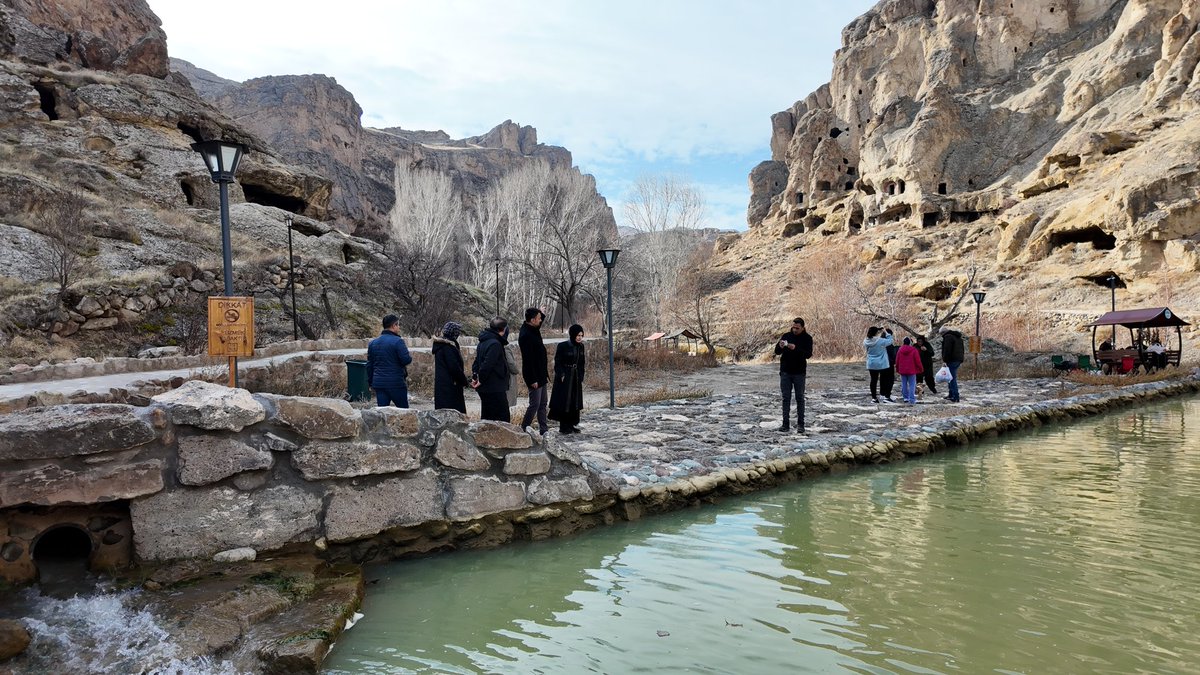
[549,324,586,433]
[432,321,469,413]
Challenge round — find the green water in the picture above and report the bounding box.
[325,398,1200,674]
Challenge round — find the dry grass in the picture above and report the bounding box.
[584,346,717,390]
[0,334,76,366]
[983,312,1059,353]
[617,386,712,407]
[205,358,349,398]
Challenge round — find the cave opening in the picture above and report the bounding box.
[816,180,831,191]
[1049,226,1117,251]
[181,181,195,206]
[241,183,307,213]
[177,122,205,144]
[829,128,843,138]
[33,82,58,120]
[938,182,947,195]
[922,212,939,228]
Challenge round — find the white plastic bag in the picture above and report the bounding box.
[934,366,952,383]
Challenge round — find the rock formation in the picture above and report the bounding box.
[731,0,1200,346]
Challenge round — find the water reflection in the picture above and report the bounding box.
[326,397,1200,674]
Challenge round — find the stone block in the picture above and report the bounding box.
[324,470,444,542]
[446,476,527,521]
[503,451,551,476]
[541,431,583,466]
[434,432,491,471]
[0,404,158,461]
[177,436,274,486]
[418,409,467,432]
[152,381,265,431]
[131,485,321,560]
[468,421,533,451]
[0,459,164,507]
[527,476,594,505]
[267,395,361,440]
[367,407,420,436]
[291,440,421,480]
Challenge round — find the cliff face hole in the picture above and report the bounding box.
[177,122,205,144]
[782,220,805,238]
[241,183,307,213]
[805,214,826,232]
[844,181,854,191]
[181,181,195,206]
[795,191,804,205]
[817,180,831,191]
[922,212,939,228]
[33,82,58,120]
[849,208,864,233]
[898,179,906,194]
[1048,226,1117,251]
[938,182,947,194]
[922,283,954,301]
[829,128,843,138]
[33,525,93,576]
[1083,272,1126,288]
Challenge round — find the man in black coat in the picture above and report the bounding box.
[472,317,511,422]
[939,326,966,403]
[518,308,549,434]
[773,317,814,433]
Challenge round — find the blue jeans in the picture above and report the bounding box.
[900,374,917,403]
[375,385,409,408]
[947,362,961,402]
[780,372,806,429]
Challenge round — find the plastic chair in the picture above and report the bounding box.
[1119,356,1135,374]
[1051,355,1063,366]
[1077,355,1093,371]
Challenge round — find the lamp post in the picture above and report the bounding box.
[597,248,620,408]
[493,256,502,317]
[191,139,248,387]
[285,214,298,341]
[1106,274,1117,345]
[971,290,986,378]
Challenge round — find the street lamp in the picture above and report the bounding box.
[1106,274,1117,345]
[285,214,298,341]
[192,139,248,387]
[971,290,986,378]
[597,248,620,408]
[493,256,502,317]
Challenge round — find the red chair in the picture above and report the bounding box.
[1118,356,1135,374]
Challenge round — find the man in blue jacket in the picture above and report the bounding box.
[367,314,412,407]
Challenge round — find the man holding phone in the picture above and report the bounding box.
[774,317,814,433]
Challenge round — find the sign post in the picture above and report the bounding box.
[208,296,255,387]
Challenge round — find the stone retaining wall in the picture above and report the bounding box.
[2,376,1196,583]
[0,380,596,583]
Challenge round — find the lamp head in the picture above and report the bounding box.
[597,248,620,269]
[191,140,248,183]
[972,291,986,305]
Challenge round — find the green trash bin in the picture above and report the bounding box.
[345,360,371,402]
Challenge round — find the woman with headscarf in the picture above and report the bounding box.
[432,321,469,413]
[549,324,586,434]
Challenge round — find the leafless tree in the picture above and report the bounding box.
[854,266,978,339]
[670,246,720,354]
[389,161,461,261]
[622,174,706,329]
[33,191,93,296]
[385,242,457,337]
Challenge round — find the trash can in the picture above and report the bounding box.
[345,360,371,402]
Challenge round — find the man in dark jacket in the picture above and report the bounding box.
[518,308,549,434]
[472,317,511,422]
[939,326,965,403]
[367,314,412,407]
[773,317,814,433]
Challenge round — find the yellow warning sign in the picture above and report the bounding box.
[208,296,255,357]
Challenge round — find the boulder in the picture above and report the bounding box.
[131,485,321,560]
[0,619,31,661]
[433,432,491,471]
[468,421,533,451]
[290,440,421,480]
[0,404,157,461]
[446,476,527,521]
[212,547,257,563]
[363,406,419,436]
[152,382,266,432]
[502,451,551,476]
[0,459,164,507]
[323,470,443,542]
[177,436,274,486]
[527,476,594,505]
[266,395,361,440]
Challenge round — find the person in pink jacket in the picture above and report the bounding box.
[895,337,924,404]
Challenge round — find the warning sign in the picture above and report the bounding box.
[208,296,255,357]
[969,336,982,354]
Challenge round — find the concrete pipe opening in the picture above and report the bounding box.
[33,525,94,586]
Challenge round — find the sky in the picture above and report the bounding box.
[149,0,877,232]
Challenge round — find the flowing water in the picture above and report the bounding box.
[325,397,1200,674]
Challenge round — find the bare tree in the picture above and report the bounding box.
[33,191,93,296]
[390,162,461,261]
[854,266,978,339]
[385,242,457,337]
[622,174,706,329]
[670,246,720,354]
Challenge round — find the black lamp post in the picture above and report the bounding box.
[971,290,986,378]
[493,256,502,317]
[1106,274,1117,345]
[285,214,298,341]
[597,248,620,408]
[191,139,248,386]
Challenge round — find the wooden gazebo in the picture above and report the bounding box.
[1086,307,1188,369]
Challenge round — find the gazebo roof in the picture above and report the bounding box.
[662,328,700,340]
[643,332,666,341]
[1086,307,1190,328]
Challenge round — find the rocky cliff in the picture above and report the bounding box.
[173,60,579,237]
[730,0,1200,349]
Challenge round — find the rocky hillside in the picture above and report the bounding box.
[172,59,584,239]
[724,0,1200,353]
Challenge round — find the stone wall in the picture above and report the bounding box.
[0,381,598,583]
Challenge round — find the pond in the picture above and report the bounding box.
[325,397,1200,674]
